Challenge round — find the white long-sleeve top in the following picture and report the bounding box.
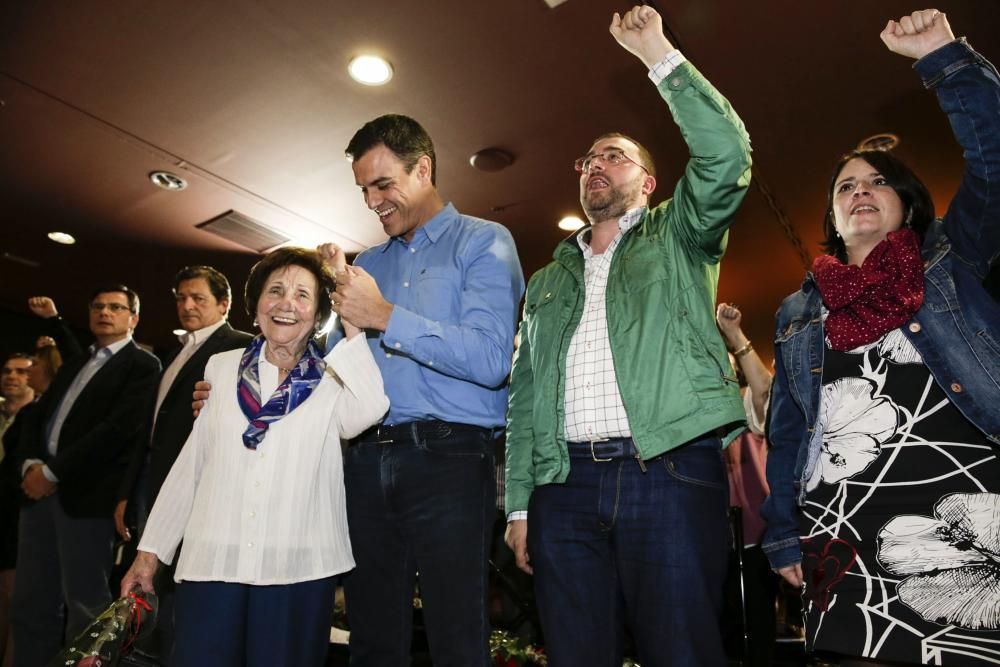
[139,334,389,585]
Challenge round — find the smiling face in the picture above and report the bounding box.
[578,137,655,224]
[255,264,320,354]
[1,357,31,401]
[352,144,436,241]
[831,157,906,260]
[175,277,228,332]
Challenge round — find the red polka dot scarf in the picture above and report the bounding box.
[812,228,925,351]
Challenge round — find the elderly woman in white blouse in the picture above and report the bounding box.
[120,246,388,667]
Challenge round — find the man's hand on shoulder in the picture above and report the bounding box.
[610,5,676,69]
[192,380,212,418]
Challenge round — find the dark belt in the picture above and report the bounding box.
[565,437,639,461]
[354,420,496,445]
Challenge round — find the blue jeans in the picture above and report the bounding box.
[528,435,730,667]
[343,423,496,666]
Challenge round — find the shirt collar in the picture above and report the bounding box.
[177,319,227,347]
[89,335,132,359]
[575,206,646,252]
[379,202,458,252]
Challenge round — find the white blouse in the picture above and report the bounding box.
[139,334,389,585]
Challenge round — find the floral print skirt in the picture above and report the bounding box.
[799,330,1000,665]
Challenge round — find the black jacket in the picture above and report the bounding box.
[120,322,252,507]
[18,318,161,518]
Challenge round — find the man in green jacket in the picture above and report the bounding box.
[504,5,751,666]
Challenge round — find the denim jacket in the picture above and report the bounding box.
[761,39,1000,570]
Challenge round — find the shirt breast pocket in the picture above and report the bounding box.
[413,267,462,322]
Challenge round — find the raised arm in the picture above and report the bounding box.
[328,334,390,439]
[611,6,752,260]
[28,296,84,360]
[885,10,1000,273]
[716,303,772,431]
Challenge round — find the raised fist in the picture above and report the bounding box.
[609,5,675,69]
[880,9,954,60]
[28,296,58,319]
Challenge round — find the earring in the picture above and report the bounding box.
[835,231,841,239]
[903,208,914,228]
[252,317,259,328]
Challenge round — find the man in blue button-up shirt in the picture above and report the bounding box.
[321,114,524,666]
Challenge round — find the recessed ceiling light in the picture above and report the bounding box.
[557,216,585,231]
[47,231,76,245]
[149,171,188,191]
[469,148,515,172]
[348,55,393,86]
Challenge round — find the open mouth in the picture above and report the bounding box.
[270,315,298,326]
[851,204,879,215]
[587,176,609,191]
[376,206,397,219]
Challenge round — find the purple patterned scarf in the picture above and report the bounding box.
[236,335,326,449]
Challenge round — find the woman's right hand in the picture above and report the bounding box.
[119,550,160,597]
[776,562,804,588]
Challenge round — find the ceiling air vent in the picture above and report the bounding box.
[197,210,289,253]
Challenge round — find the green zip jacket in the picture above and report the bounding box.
[505,61,753,514]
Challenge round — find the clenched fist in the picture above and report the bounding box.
[880,9,954,60]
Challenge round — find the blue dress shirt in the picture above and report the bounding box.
[329,203,524,428]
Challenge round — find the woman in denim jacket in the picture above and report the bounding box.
[762,10,1000,666]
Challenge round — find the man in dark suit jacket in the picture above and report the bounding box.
[115,265,251,664]
[13,286,161,667]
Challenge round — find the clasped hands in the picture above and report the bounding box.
[316,243,393,333]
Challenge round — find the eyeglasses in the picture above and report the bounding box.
[89,302,133,314]
[574,149,649,175]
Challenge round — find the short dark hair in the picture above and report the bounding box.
[3,352,32,366]
[89,284,140,315]
[821,149,935,262]
[173,266,232,305]
[591,132,657,178]
[346,114,437,185]
[243,247,336,330]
